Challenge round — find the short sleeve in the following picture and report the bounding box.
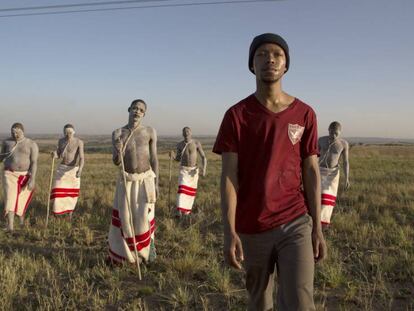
[212,109,239,154]
[300,108,319,158]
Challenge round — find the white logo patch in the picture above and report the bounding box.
[288,123,305,145]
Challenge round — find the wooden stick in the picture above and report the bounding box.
[168,150,173,210]
[45,156,55,228]
[120,153,142,280]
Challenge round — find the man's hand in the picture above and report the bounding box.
[224,232,244,269]
[27,176,35,191]
[51,151,58,159]
[312,227,327,263]
[201,167,206,177]
[345,179,350,190]
[76,169,82,178]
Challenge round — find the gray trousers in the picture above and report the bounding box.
[239,214,315,311]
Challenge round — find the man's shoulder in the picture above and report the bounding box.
[294,98,316,114]
[144,125,156,136]
[340,138,349,147]
[25,138,38,148]
[228,94,255,112]
[76,137,84,146]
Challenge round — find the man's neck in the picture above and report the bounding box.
[328,136,338,144]
[128,120,141,130]
[14,136,25,142]
[255,81,290,112]
[184,137,192,143]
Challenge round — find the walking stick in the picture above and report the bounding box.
[45,156,55,228]
[119,147,142,280]
[168,150,173,210]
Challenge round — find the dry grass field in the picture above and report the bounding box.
[0,143,413,310]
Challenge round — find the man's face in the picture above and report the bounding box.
[183,128,192,139]
[129,102,146,122]
[11,127,24,140]
[329,126,341,139]
[64,127,75,138]
[253,43,287,83]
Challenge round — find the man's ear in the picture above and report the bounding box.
[128,107,131,112]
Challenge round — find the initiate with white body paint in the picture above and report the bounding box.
[50,124,85,220]
[0,123,38,231]
[318,121,350,226]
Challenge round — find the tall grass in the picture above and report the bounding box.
[0,145,413,310]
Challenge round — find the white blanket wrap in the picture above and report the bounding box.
[320,166,340,225]
[3,170,34,217]
[51,164,80,215]
[108,169,156,264]
[176,166,199,215]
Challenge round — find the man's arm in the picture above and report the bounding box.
[149,128,159,196]
[221,152,243,269]
[27,142,39,191]
[342,141,350,190]
[302,155,327,263]
[112,130,122,166]
[173,143,181,162]
[197,142,207,176]
[0,141,6,162]
[76,140,85,178]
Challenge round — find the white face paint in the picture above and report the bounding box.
[64,127,75,138]
[329,127,341,139]
[11,127,24,141]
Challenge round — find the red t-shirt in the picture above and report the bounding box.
[213,94,319,234]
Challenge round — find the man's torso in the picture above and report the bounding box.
[213,95,319,233]
[177,140,198,167]
[319,136,346,168]
[2,138,35,172]
[58,137,82,166]
[117,126,152,174]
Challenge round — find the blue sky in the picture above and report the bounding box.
[0,0,412,138]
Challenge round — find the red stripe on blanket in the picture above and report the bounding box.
[22,190,34,216]
[50,193,79,199]
[321,221,330,225]
[177,207,192,215]
[128,237,151,251]
[322,193,336,200]
[125,230,151,244]
[150,219,156,233]
[53,209,74,215]
[177,189,196,196]
[178,185,197,192]
[321,200,336,206]
[109,248,126,261]
[51,188,80,194]
[14,175,29,213]
[112,218,121,227]
[112,209,119,218]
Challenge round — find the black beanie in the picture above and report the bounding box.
[248,33,290,74]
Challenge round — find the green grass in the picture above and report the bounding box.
[0,145,413,310]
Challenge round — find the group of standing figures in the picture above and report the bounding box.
[0,104,207,265]
[1,33,352,310]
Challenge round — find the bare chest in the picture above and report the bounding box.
[59,140,79,154]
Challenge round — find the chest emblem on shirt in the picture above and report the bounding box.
[288,123,305,145]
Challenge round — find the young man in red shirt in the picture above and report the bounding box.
[213,33,327,310]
